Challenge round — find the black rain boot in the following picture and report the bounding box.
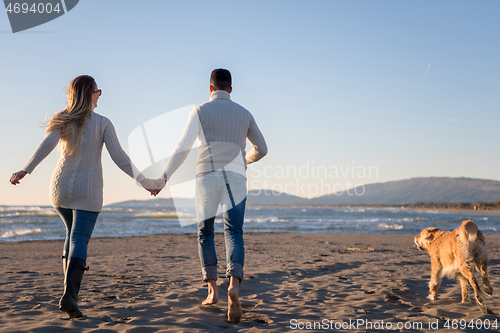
[61,251,68,277]
[59,257,87,318]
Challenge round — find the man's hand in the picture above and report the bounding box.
[153,178,167,194]
[154,178,166,187]
[10,170,27,185]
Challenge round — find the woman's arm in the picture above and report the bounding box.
[103,120,164,195]
[10,130,60,185]
[24,130,61,171]
[103,119,146,183]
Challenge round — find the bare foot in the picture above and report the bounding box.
[202,293,218,305]
[227,287,242,323]
[202,279,218,305]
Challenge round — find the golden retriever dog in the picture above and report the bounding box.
[414,220,493,313]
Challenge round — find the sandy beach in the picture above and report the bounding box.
[1,232,499,332]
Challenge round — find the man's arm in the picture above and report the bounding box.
[160,107,200,181]
[246,115,267,164]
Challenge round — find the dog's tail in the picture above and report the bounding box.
[459,220,478,243]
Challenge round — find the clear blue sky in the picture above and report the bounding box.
[1,0,499,205]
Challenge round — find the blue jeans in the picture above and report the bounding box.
[55,208,99,262]
[196,171,247,282]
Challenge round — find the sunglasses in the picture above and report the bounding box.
[93,89,102,96]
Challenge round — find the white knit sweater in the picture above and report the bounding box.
[160,90,268,181]
[23,112,144,212]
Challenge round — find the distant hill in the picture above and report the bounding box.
[309,177,500,205]
[106,177,500,207]
[246,190,308,205]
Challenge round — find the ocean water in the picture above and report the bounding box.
[1,205,499,243]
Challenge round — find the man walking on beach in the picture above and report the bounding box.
[155,68,267,322]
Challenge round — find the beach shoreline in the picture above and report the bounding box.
[1,232,500,332]
[243,204,500,215]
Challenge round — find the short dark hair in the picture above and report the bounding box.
[210,68,232,91]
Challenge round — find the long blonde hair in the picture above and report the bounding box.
[46,75,96,155]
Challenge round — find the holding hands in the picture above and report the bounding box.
[140,178,167,197]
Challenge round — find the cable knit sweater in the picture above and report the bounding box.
[160,90,268,181]
[22,112,144,212]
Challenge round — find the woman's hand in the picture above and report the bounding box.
[10,170,28,185]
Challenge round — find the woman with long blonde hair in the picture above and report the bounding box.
[10,75,160,318]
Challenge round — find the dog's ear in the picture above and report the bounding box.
[422,228,440,244]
